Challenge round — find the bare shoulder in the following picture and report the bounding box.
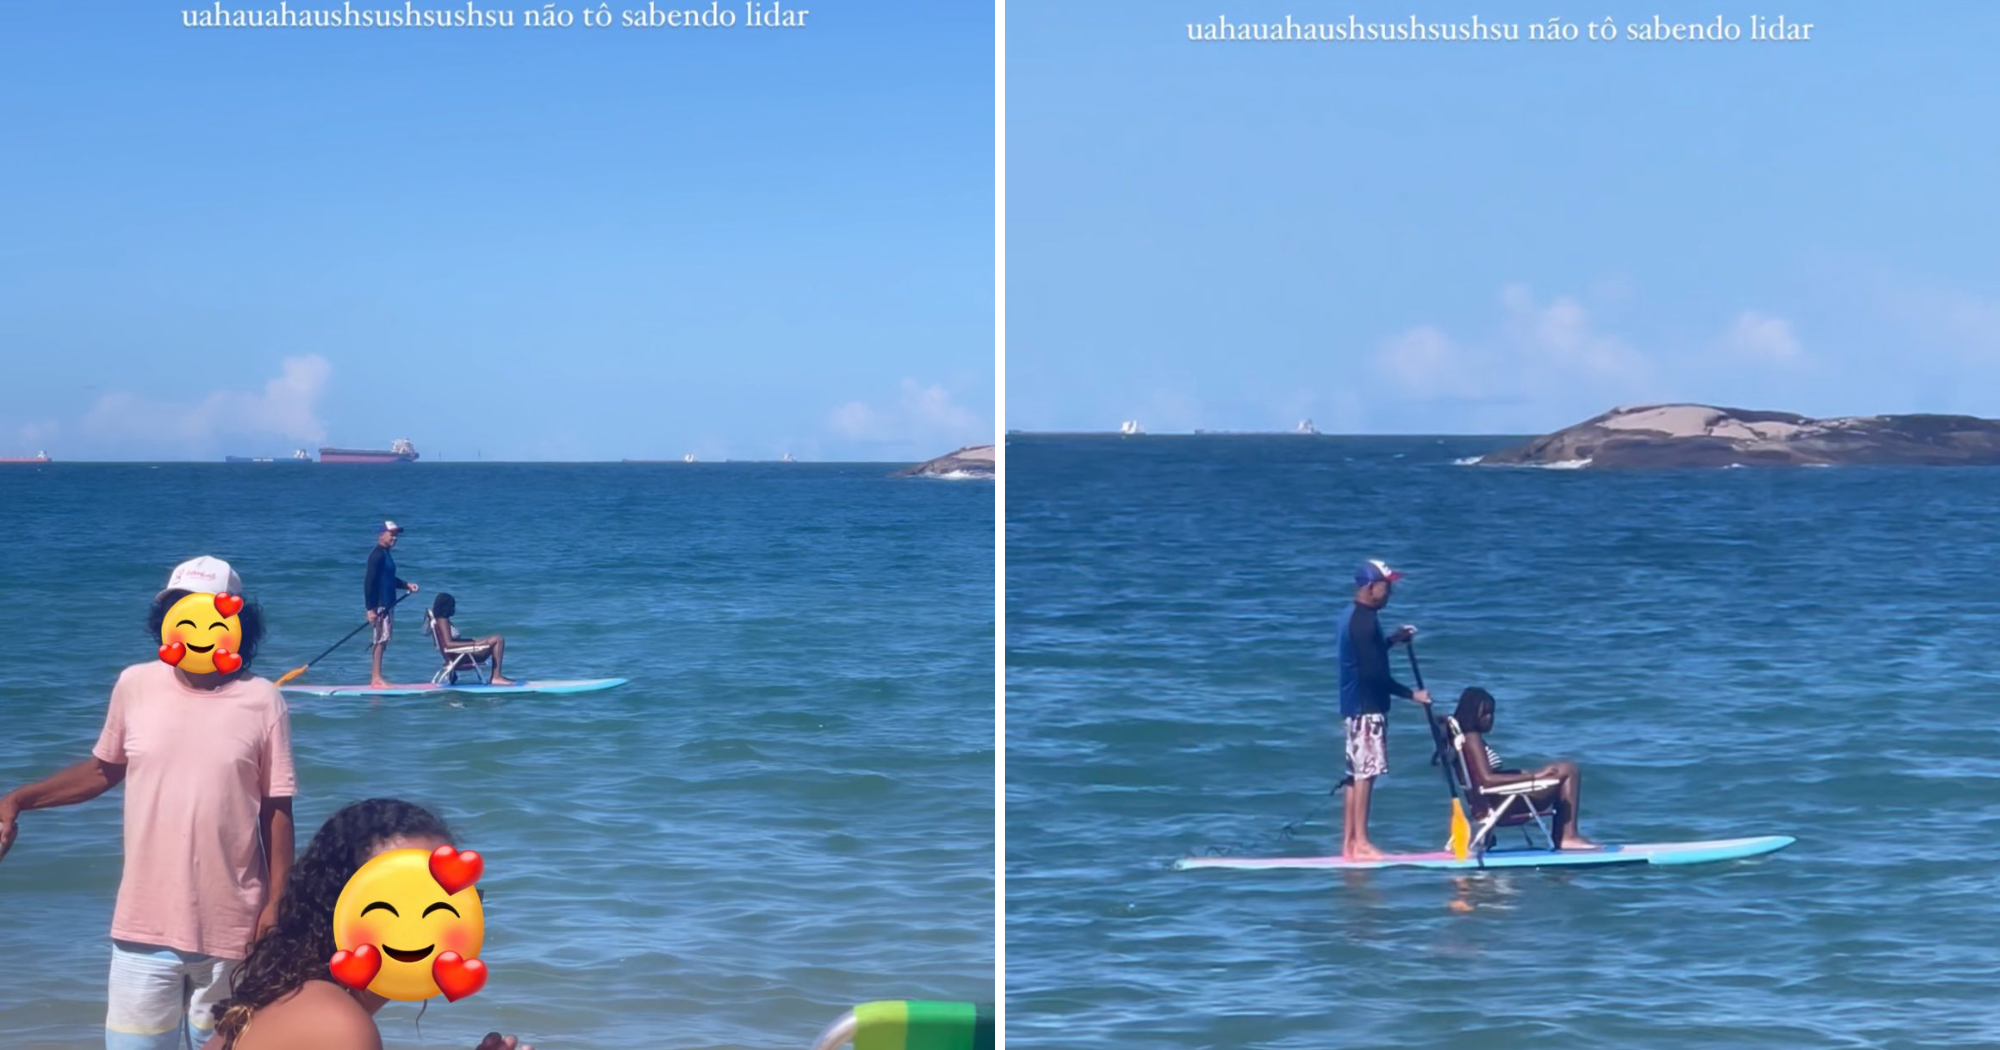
[233,982,381,1050]
[288,979,377,1022]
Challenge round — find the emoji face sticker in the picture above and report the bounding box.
[330,846,487,1001]
[157,592,244,674]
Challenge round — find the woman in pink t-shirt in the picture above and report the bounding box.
[0,556,297,1050]
[203,798,533,1050]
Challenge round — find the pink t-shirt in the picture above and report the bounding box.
[92,661,296,959]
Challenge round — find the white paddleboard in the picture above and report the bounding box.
[282,678,627,697]
[1175,835,1795,871]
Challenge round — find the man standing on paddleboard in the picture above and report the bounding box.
[1337,559,1430,860]
[0,556,296,1050]
[364,520,418,689]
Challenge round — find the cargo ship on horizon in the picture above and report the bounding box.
[319,438,419,464]
[0,450,51,464]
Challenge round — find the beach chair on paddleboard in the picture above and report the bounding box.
[1435,715,1563,855]
[424,610,491,685]
[808,1001,993,1050]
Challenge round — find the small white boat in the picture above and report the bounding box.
[1119,420,1144,436]
[683,453,696,463]
[1296,419,1320,435]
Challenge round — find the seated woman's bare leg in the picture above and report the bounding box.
[1552,761,1598,850]
[481,635,513,684]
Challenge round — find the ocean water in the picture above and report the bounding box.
[1005,435,2000,1050]
[0,463,993,1049]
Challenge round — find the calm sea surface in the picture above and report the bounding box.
[0,462,993,1049]
[1006,434,2000,1050]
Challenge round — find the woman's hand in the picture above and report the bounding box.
[253,902,281,941]
[475,1033,532,1050]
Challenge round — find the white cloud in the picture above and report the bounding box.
[899,379,978,434]
[1369,284,1675,430]
[81,355,332,453]
[1374,286,1652,405]
[1499,284,1650,382]
[825,379,986,449]
[1723,311,1802,363]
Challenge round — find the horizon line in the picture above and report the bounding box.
[0,457,929,465]
[1004,430,1531,438]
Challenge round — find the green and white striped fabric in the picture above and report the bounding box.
[811,1000,994,1050]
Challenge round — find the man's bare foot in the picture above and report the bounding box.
[1344,842,1387,861]
[1559,837,1602,851]
[369,679,389,689]
[490,675,516,686]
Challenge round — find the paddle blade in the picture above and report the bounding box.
[1447,800,1471,860]
[275,665,309,686]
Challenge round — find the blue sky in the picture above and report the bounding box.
[1008,1,2000,434]
[0,1,991,462]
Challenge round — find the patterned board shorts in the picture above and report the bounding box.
[106,940,240,1050]
[370,609,393,646]
[1344,713,1388,781]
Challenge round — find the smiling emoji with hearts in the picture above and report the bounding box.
[157,591,245,675]
[329,845,488,1002]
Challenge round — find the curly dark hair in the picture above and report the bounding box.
[210,799,455,1047]
[148,588,266,667]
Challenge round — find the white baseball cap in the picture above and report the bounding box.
[1355,558,1404,585]
[159,555,243,598]
[382,520,403,534]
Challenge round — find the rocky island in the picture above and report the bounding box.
[1475,404,2000,469]
[897,444,995,479]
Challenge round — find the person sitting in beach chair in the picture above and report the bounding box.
[1440,687,1597,851]
[424,593,514,686]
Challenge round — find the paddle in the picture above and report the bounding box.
[1400,639,1474,860]
[273,589,411,686]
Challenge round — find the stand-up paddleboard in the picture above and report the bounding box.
[1175,835,1794,872]
[283,678,627,698]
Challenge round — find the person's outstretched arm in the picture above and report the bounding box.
[0,756,127,862]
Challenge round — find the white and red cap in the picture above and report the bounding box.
[1355,559,1403,585]
[382,520,403,534]
[159,555,242,598]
